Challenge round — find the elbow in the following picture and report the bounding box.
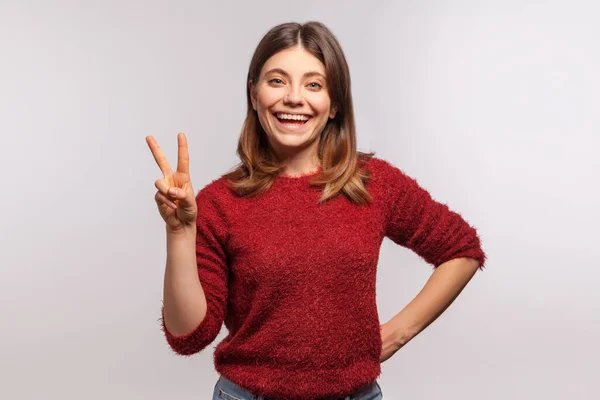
[160,312,221,356]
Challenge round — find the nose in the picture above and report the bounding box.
[283,85,304,106]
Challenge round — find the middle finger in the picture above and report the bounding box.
[146,135,173,177]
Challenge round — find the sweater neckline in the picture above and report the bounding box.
[276,165,322,182]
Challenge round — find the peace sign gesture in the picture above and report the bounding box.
[146,133,197,232]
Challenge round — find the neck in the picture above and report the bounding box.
[272,140,321,177]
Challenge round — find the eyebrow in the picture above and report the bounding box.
[263,68,326,80]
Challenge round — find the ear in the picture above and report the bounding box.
[329,106,338,119]
[249,80,257,111]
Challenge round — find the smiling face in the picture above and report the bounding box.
[250,45,337,163]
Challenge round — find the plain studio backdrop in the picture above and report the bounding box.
[1,0,598,399]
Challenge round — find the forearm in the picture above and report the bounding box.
[387,257,480,347]
[163,225,208,336]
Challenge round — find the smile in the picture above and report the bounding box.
[272,112,312,130]
[274,112,311,121]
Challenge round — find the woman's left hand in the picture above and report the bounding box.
[380,322,402,363]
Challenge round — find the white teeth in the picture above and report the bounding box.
[276,113,310,121]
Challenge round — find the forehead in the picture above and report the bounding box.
[260,46,326,77]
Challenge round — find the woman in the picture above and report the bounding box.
[146,21,486,400]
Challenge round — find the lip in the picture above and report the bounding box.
[271,112,312,131]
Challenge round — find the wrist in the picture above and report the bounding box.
[388,319,417,348]
[166,224,196,238]
[393,328,413,348]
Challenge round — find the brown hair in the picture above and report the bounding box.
[223,21,374,204]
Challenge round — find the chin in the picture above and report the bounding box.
[270,132,317,150]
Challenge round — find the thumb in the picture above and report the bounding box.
[168,182,192,200]
[168,186,184,199]
[174,182,196,209]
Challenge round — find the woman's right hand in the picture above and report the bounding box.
[146,133,197,232]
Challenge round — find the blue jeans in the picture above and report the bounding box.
[212,374,383,400]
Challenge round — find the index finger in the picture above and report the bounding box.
[145,135,172,177]
[176,133,190,174]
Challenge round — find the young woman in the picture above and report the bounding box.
[146,21,486,400]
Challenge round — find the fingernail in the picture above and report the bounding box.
[168,188,177,196]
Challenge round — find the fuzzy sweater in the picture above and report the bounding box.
[159,156,486,400]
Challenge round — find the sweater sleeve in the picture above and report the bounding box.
[160,183,230,356]
[382,161,486,269]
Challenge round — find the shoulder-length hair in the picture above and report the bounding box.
[223,21,374,204]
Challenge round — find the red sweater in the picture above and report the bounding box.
[160,156,486,399]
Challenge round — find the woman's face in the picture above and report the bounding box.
[250,45,337,161]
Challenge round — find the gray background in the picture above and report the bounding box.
[1,0,598,399]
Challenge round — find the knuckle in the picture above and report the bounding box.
[155,180,167,193]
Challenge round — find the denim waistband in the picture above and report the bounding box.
[214,374,381,400]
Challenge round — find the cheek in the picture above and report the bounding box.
[256,88,280,110]
[308,95,332,115]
